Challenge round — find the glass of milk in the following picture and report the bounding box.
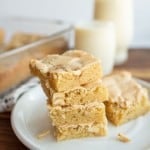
[94,0,133,65]
[75,21,116,75]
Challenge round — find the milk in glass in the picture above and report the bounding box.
[95,0,133,64]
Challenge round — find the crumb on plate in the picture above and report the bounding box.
[117,133,131,143]
[37,130,50,139]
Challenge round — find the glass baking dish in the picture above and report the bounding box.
[0,17,72,95]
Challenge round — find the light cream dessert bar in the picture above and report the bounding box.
[48,102,106,126]
[103,71,150,126]
[42,80,108,106]
[5,32,44,50]
[54,122,108,141]
[30,50,102,92]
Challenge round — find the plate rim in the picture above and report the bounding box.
[11,85,40,149]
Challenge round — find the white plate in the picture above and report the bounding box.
[11,80,150,150]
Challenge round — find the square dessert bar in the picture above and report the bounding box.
[42,80,108,106]
[48,102,106,126]
[54,122,108,141]
[30,50,102,92]
[103,71,150,126]
[5,32,44,50]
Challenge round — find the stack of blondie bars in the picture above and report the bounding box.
[30,50,109,141]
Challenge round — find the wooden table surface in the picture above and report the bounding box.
[0,49,150,150]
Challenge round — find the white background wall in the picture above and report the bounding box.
[0,0,150,48]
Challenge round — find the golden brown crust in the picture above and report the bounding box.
[30,50,102,92]
[103,71,150,125]
[103,71,148,108]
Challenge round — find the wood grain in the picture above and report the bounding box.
[0,112,28,150]
[115,49,150,81]
[0,49,149,149]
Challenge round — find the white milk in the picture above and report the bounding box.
[75,21,116,75]
[94,0,133,64]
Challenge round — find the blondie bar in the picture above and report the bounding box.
[48,102,106,126]
[42,80,108,106]
[5,32,44,50]
[30,50,102,92]
[55,122,107,141]
[103,71,150,126]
